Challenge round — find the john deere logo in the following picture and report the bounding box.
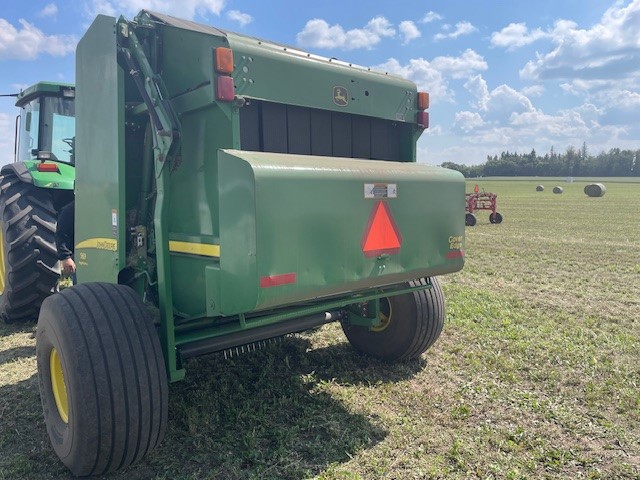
[333,86,348,106]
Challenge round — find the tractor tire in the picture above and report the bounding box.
[489,212,503,224]
[0,172,60,323]
[36,283,168,476]
[342,277,445,362]
[465,212,477,227]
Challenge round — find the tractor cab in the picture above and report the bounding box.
[15,82,76,164]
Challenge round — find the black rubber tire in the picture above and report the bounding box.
[342,277,445,361]
[0,172,60,323]
[489,212,503,224]
[36,283,168,476]
[465,212,477,227]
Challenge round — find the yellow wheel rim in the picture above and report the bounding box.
[50,348,69,423]
[0,228,5,295]
[371,298,392,332]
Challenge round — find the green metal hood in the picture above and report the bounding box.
[139,10,419,123]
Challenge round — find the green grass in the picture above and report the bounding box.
[1,179,639,479]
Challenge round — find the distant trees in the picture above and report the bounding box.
[444,145,640,177]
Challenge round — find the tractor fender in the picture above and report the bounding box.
[1,162,34,185]
[1,161,74,190]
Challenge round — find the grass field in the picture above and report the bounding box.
[1,179,639,479]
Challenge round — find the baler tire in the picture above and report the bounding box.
[465,213,476,227]
[489,212,503,224]
[36,283,168,477]
[342,277,445,362]
[0,172,60,324]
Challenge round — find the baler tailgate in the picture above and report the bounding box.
[215,149,464,315]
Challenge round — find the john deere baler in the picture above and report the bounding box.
[34,10,465,476]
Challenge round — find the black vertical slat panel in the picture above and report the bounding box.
[351,115,371,159]
[287,106,311,155]
[331,111,352,158]
[387,123,401,161]
[239,101,261,151]
[261,102,288,153]
[371,118,390,160]
[310,109,332,156]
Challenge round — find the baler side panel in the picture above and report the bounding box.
[75,15,126,283]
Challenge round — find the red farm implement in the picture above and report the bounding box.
[465,189,503,226]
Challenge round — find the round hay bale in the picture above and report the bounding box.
[553,186,563,194]
[536,185,544,192]
[584,183,606,197]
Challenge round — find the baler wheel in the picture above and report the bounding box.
[489,212,503,224]
[342,277,444,361]
[465,213,477,227]
[0,172,60,323]
[36,283,168,476]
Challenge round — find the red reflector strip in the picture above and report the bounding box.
[216,76,235,102]
[446,250,464,259]
[260,272,297,288]
[418,111,429,129]
[37,163,59,172]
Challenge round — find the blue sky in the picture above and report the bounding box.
[1,0,639,166]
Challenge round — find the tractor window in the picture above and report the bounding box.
[42,97,75,163]
[17,99,40,161]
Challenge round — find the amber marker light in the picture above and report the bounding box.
[215,47,234,74]
[37,162,59,173]
[417,91,429,110]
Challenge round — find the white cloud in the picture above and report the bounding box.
[399,21,421,45]
[84,0,118,18]
[38,3,58,18]
[227,10,252,26]
[453,111,484,133]
[490,22,547,51]
[296,16,395,50]
[0,18,76,60]
[84,0,225,21]
[447,74,636,162]
[434,21,477,41]
[464,75,536,121]
[431,49,488,79]
[367,16,395,38]
[520,0,640,82]
[421,11,442,24]
[374,50,487,103]
[521,85,545,97]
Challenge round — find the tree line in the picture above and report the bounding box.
[442,144,640,177]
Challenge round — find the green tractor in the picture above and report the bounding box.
[0,82,75,323]
[4,10,466,476]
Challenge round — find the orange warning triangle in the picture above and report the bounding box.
[361,201,402,257]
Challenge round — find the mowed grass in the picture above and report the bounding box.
[1,179,639,479]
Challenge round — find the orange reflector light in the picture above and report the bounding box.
[417,91,429,110]
[216,76,235,102]
[215,47,234,74]
[361,201,402,257]
[37,162,59,173]
[418,111,429,129]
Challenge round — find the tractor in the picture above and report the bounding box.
[1,11,465,476]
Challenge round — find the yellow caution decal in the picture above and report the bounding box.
[169,241,220,258]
